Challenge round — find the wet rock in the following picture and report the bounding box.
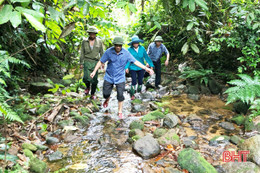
[46,137,59,145]
[142,110,165,122]
[239,135,260,165]
[171,90,181,97]
[200,85,211,95]
[182,137,198,149]
[178,148,217,173]
[153,128,167,138]
[133,135,161,159]
[129,129,145,138]
[22,143,37,151]
[29,157,47,173]
[187,94,200,101]
[158,86,168,96]
[131,104,146,113]
[58,119,74,128]
[140,91,155,101]
[233,101,249,115]
[230,135,243,145]
[165,167,183,173]
[209,111,222,120]
[187,114,204,130]
[197,109,211,116]
[187,85,200,95]
[149,102,159,111]
[29,82,53,95]
[129,120,144,130]
[209,135,230,146]
[23,149,34,158]
[48,151,63,162]
[176,84,186,92]
[219,122,235,131]
[37,104,50,115]
[131,99,142,104]
[163,113,179,128]
[222,161,260,173]
[116,163,139,173]
[158,129,180,146]
[208,79,222,95]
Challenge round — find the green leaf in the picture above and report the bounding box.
[191,43,200,53]
[117,1,127,8]
[16,7,44,22]
[189,0,195,12]
[0,0,4,5]
[194,0,208,10]
[176,0,181,5]
[0,5,13,25]
[182,0,189,8]
[48,6,60,22]
[23,13,46,32]
[128,3,137,13]
[0,154,18,163]
[187,22,193,30]
[10,0,30,3]
[181,42,189,55]
[77,0,85,8]
[10,11,21,28]
[64,0,77,10]
[82,3,89,16]
[63,74,74,80]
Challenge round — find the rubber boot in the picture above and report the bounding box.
[137,85,142,93]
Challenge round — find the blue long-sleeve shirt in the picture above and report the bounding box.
[147,42,169,61]
[125,45,154,71]
[100,47,136,84]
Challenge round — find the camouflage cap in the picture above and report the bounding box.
[87,26,98,34]
[112,36,124,45]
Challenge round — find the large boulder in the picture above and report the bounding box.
[163,113,179,128]
[239,135,260,165]
[187,85,200,95]
[133,135,161,159]
[177,148,217,173]
[208,79,222,94]
[158,129,180,146]
[222,161,260,173]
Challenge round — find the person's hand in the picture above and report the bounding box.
[80,64,83,69]
[146,63,150,67]
[165,60,169,66]
[125,69,129,74]
[90,71,96,78]
[146,68,154,76]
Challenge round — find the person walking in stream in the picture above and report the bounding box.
[125,36,154,100]
[147,36,170,89]
[80,26,104,99]
[90,36,154,119]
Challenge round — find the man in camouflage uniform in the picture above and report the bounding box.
[80,26,104,99]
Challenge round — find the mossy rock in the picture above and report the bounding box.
[132,99,142,104]
[178,148,217,173]
[233,101,250,115]
[73,115,89,126]
[37,104,50,115]
[231,115,245,126]
[80,107,91,114]
[29,157,47,173]
[158,129,180,146]
[58,119,74,128]
[34,144,48,151]
[187,85,200,95]
[69,111,80,117]
[132,135,141,141]
[244,117,255,132]
[209,135,230,146]
[142,110,165,122]
[22,143,37,151]
[129,120,144,130]
[153,128,167,138]
[23,149,34,159]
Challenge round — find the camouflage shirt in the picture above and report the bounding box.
[80,37,104,64]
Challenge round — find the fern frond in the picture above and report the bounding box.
[0,103,23,123]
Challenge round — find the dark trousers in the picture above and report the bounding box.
[103,80,125,102]
[130,69,145,85]
[83,61,98,95]
[153,59,161,87]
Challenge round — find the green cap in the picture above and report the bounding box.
[112,36,124,45]
[154,36,163,42]
[87,26,98,33]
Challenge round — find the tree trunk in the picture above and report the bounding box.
[141,0,145,11]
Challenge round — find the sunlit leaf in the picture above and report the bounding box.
[0,5,13,25]
[82,3,89,16]
[182,0,188,8]
[189,0,195,12]
[117,1,127,8]
[10,11,21,28]
[191,43,200,53]
[194,0,208,10]
[16,7,44,22]
[129,3,137,13]
[23,13,46,32]
[181,42,189,55]
[10,0,30,3]
[187,22,193,30]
